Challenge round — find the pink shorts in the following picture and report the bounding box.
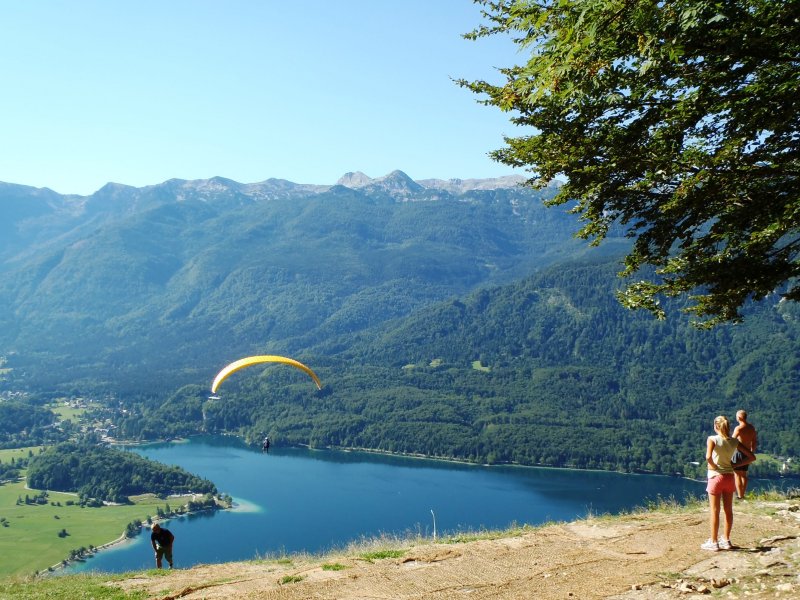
[706,473,736,495]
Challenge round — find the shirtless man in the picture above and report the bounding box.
[732,410,758,499]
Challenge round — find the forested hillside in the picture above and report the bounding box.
[0,400,60,449]
[1,175,797,477]
[26,442,216,503]
[115,260,800,478]
[0,174,580,393]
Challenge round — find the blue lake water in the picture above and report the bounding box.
[66,435,726,573]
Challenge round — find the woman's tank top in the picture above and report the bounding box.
[708,434,738,478]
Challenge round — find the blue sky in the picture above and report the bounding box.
[1,1,525,196]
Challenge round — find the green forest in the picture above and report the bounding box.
[26,442,216,503]
[0,401,59,449]
[111,260,800,480]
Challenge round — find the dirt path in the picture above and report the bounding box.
[111,500,800,599]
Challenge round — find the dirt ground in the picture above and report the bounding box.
[112,499,800,600]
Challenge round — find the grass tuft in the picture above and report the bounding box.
[445,523,538,545]
[0,573,147,600]
[748,487,800,502]
[359,549,405,561]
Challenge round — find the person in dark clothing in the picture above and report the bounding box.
[262,436,270,453]
[150,523,175,568]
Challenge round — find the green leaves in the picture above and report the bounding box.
[463,0,800,326]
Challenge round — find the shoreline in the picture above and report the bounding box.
[116,433,798,483]
[308,444,799,488]
[44,497,226,576]
[47,531,132,574]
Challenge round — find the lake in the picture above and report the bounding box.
[68,435,712,573]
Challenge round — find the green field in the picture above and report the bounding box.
[48,402,87,422]
[0,447,44,465]
[0,479,171,577]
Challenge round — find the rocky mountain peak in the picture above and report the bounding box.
[336,171,373,188]
[372,170,423,194]
[416,175,528,194]
[337,170,423,196]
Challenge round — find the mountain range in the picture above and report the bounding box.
[1,171,797,475]
[0,171,587,385]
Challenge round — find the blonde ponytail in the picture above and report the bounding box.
[714,415,730,437]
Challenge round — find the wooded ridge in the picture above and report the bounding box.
[1,175,797,477]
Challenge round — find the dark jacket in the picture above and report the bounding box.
[151,528,174,548]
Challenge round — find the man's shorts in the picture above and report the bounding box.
[706,473,736,495]
[156,545,173,565]
[732,451,750,472]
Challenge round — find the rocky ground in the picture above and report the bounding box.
[109,498,800,600]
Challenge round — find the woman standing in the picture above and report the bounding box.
[703,415,756,550]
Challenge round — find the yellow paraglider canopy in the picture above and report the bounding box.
[211,355,322,394]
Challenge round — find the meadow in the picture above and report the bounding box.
[0,477,170,577]
[0,447,43,466]
[47,402,87,422]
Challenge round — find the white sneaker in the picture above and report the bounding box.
[700,539,719,551]
[718,539,732,550]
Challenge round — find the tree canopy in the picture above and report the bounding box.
[461,0,800,326]
[26,442,216,503]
